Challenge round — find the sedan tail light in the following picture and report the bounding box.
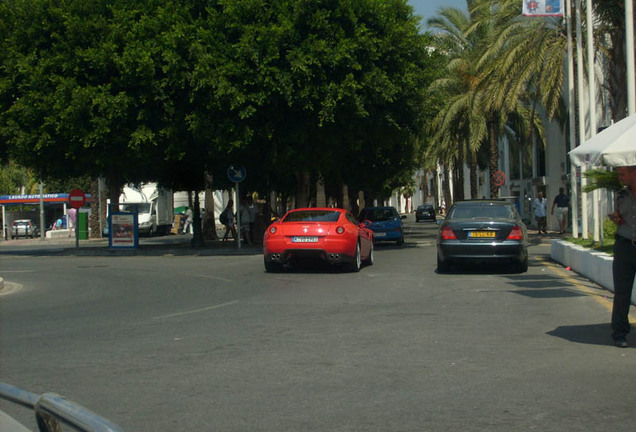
[440,226,457,240]
[507,225,524,240]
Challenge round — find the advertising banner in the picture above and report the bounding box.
[109,212,138,248]
[522,0,563,17]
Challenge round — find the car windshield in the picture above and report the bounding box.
[120,203,151,213]
[449,204,514,219]
[282,210,340,223]
[359,208,396,222]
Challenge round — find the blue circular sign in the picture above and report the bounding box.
[227,165,247,183]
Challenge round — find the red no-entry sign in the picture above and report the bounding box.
[68,189,86,209]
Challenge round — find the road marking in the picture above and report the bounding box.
[0,269,36,273]
[151,300,238,320]
[539,257,636,321]
[191,273,232,283]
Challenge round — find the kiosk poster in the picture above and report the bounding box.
[109,213,138,248]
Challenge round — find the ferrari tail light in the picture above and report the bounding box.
[336,226,345,234]
[441,226,457,240]
[507,225,524,240]
[269,226,277,234]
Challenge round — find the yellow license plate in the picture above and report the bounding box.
[469,231,495,238]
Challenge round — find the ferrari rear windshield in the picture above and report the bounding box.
[282,210,340,223]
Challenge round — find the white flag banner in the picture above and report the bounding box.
[522,0,564,17]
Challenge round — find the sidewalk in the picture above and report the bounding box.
[0,232,263,257]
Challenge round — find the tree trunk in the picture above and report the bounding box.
[454,141,465,201]
[295,170,311,208]
[89,178,101,239]
[202,172,217,241]
[191,190,204,247]
[470,152,478,199]
[105,172,122,217]
[488,117,499,198]
[442,164,452,210]
[431,169,439,208]
[316,173,326,207]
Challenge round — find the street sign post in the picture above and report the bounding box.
[492,170,506,188]
[68,189,86,209]
[68,189,86,248]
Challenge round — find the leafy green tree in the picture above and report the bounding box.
[212,0,435,206]
[0,161,37,195]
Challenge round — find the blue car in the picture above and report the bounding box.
[358,206,406,246]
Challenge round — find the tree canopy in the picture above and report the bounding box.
[0,0,439,205]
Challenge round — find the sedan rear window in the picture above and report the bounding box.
[450,205,514,219]
[359,209,397,222]
[283,211,340,223]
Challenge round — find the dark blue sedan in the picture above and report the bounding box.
[358,206,406,246]
[436,200,528,273]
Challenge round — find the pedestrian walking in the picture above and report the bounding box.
[551,187,570,234]
[534,192,548,234]
[608,165,636,348]
[239,198,254,245]
[220,200,237,241]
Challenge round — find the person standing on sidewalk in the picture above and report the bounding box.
[608,165,636,348]
[182,207,193,235]
[551,187,570,234]
[534,192,548,234]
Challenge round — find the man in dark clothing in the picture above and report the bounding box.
[551,187,570,234]
[608,166,636,348]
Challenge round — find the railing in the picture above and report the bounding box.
[0,382,124,432]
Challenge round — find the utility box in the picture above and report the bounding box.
[78,212,89,240]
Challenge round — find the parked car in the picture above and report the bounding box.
[11,219,39,239]
[263,207,374,272]
[436,200,528,273]
[415,204,436,222]
[358,206,406,245]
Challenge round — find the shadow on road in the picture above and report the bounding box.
[546,323,616,347]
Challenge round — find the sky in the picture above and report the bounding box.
[408,0,468,28]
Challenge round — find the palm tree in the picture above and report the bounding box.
[427,4,487,201]
[464,0,567,196]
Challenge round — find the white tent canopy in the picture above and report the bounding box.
[569,114,636,167]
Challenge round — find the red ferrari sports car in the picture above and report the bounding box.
[263,207,375,272]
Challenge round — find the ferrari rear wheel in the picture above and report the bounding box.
[264,258,283,273]
[348,242,361,272]
[363,242,374,266]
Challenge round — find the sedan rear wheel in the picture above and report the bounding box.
[516,257,528,273]
[437,254,450,273]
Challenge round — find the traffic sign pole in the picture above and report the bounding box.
[68,189,86,248]
[228,166,247,249]
[235,183,241,249]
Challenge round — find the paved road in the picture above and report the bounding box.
[1,216,635,431]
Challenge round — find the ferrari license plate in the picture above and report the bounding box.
[292,236,319,243]
[469,231,495,238]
